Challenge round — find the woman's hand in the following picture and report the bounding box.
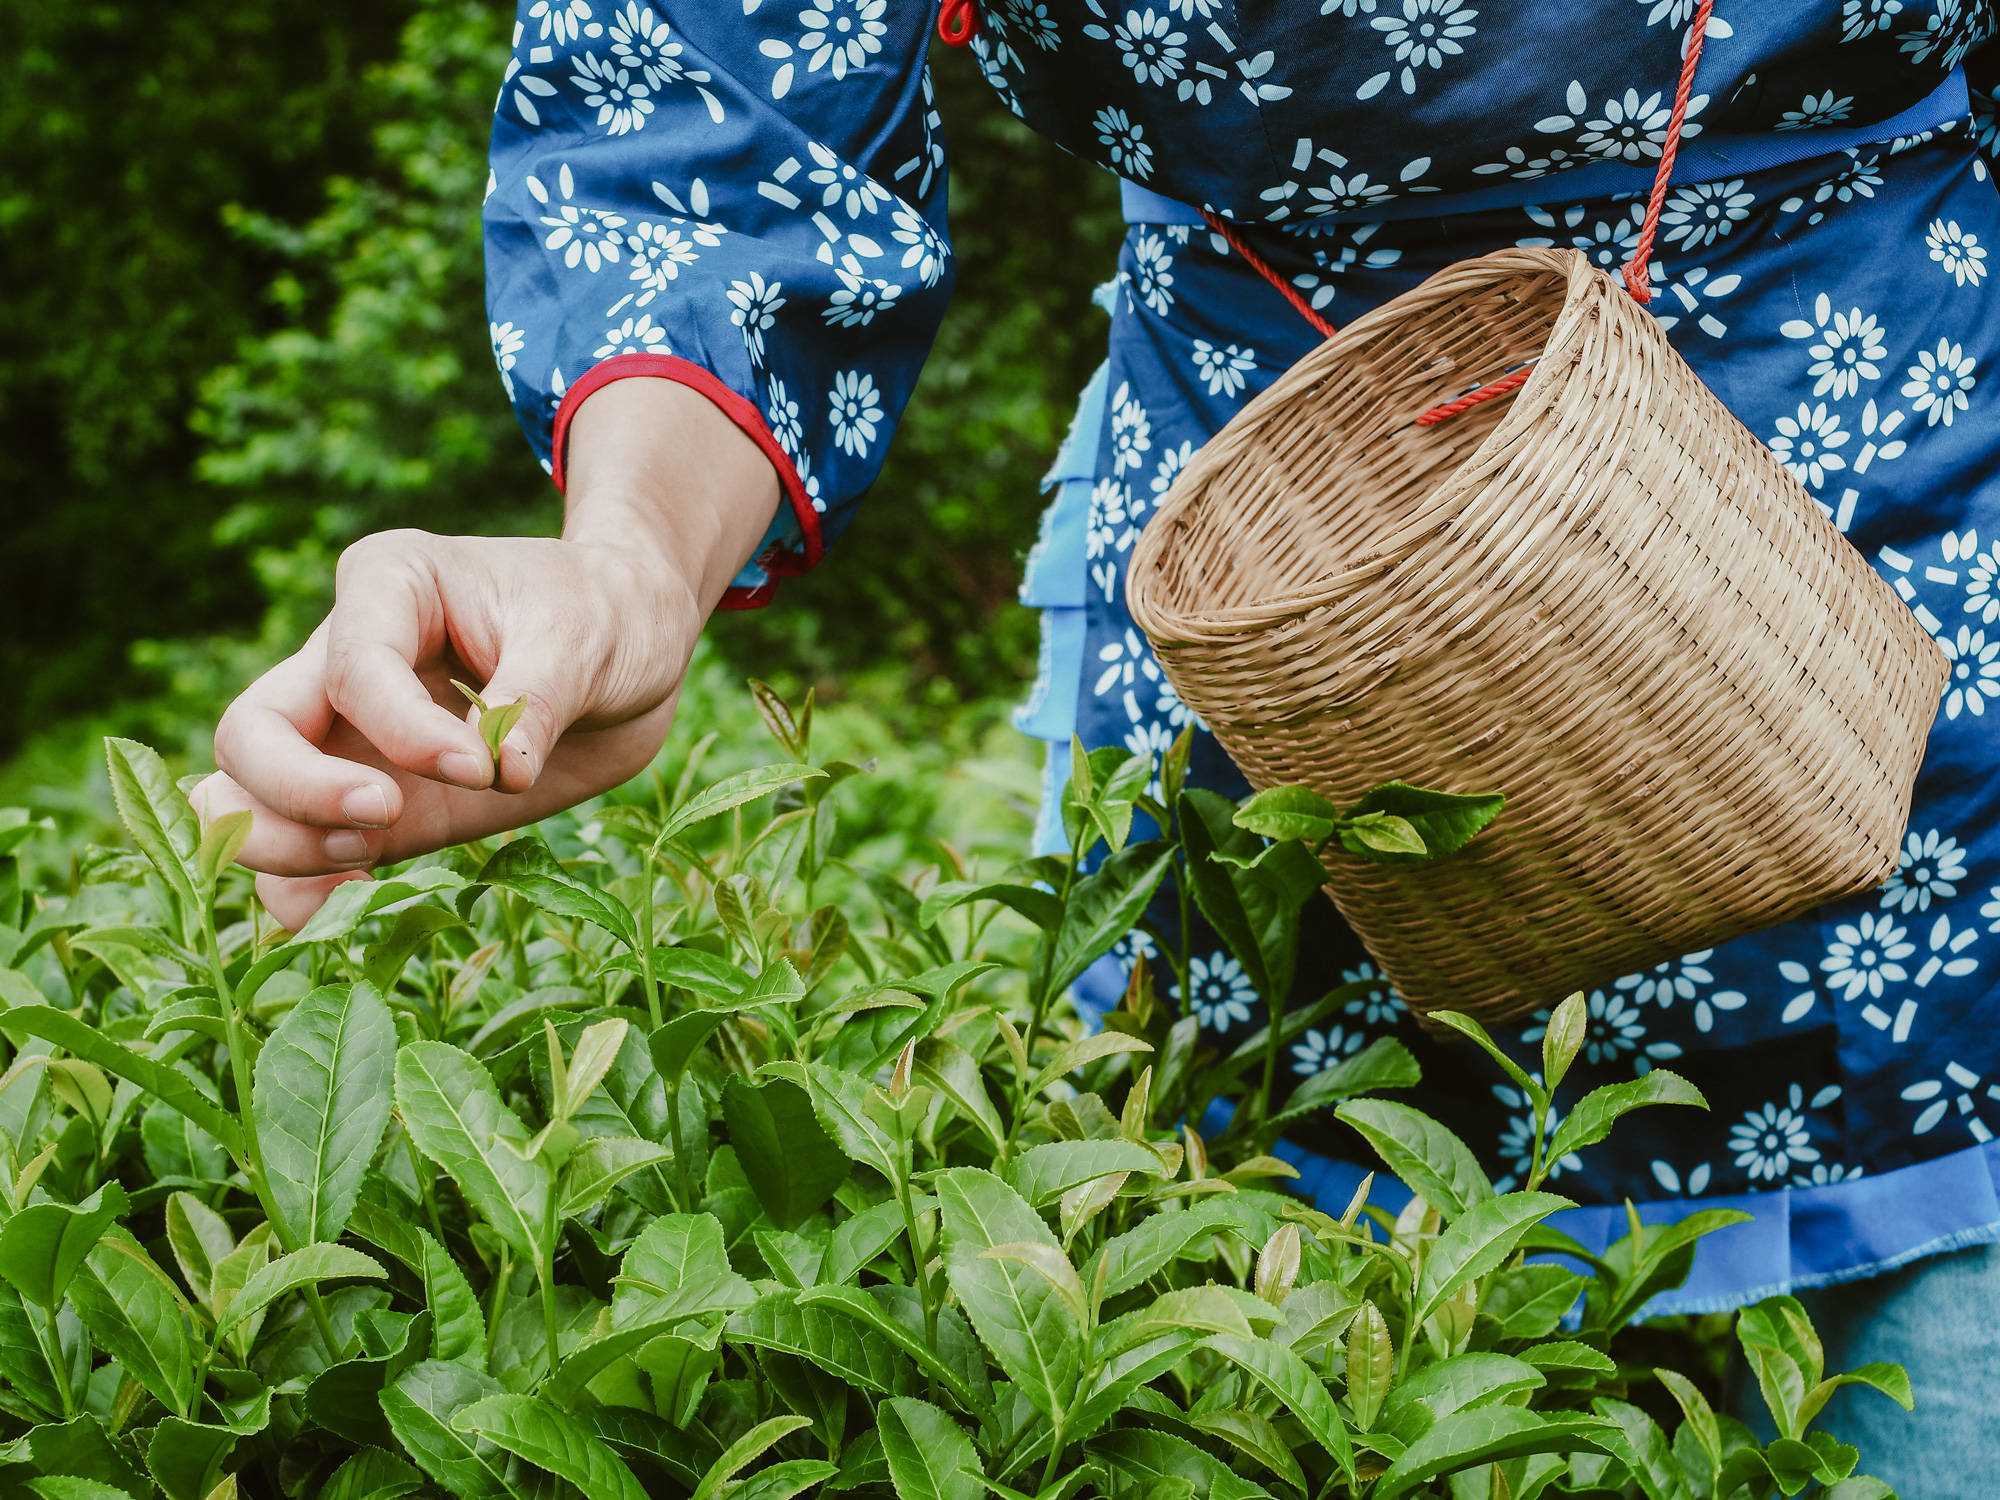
[193,378,782,928]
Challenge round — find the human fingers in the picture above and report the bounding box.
[256,870,373,933]
[210,631,406,831]
[189,771,385,877]
[323,531,494,789]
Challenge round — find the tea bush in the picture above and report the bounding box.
[0,684,1912,1499]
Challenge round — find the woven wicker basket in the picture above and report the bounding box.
[1126,246,1948,1025]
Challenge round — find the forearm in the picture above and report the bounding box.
[559,377,784,618]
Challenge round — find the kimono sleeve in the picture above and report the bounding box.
[483,1,953,606]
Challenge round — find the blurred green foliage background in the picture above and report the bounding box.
[0,0,1122,825]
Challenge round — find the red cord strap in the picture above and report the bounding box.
[938,0,977,46]
[1201,0,1712,423]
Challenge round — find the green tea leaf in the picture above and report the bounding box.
[1371,1409,1617,1500]
[1480,1263,1588,1341]
[1345,783,1505,861]
[1346,1301,1394,1431]
[918,881,1063,933]
[105,738,200,922]
[1085,1198,1266,1298]
[726,1290,908,1392]
[1546,1071,1706,1164]
[1334,1098,1493,1220]
[380,1360,515,1500]
[1341,811,1428,859]
[417,1228,486,1368]
[1203,1333,1354,1480]
[291,867,468,947]
[452,1393,649,1500]
[1187,1410,1306,1494]
[194,809,253,896]
[934,1168,1081,1419]
[0,1181,129,1308]
[612,1214,754,1328]
[1027,1033,1153,1098]
[319,1446,427,1500]
[1413,1192,1572,1328]
[394,1041,552,1265]
[213,1241,385,1345]
[1007,1140,1166,1207]
[557,1136,674,1218]
[661,765,827,843]
[254,981,395,1246]
[1047,842,1175,998]
[1271,1036,1420,1126]
[476,839,639,953]
[880,1397,984,1500]
[0,974,244,1160]
[1588,1398,1685,1500]
[67,1229,196,1418]
[689,1416,814,1500]
[163,1191,232,1311]
[722,1076,851,1229]
[1232,786,1342,845]
[797,1284,992,1418]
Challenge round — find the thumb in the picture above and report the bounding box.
[469,644,593,795]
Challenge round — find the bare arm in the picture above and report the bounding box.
[195,377,781,927]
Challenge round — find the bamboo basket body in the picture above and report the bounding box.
[1125,247,1949,1025]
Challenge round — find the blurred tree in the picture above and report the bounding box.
[0,0,415,752]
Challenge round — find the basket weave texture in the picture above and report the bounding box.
[1126,247,1949,1025]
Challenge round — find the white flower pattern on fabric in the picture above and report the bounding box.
[1778,92,1855,130]
[570,53,655,136]
[593,312,668,357]
[1103,9,1188,88]
[1492,1081,1582,1192]
[1961,531,2000,623]
[1729,1085,1829,1182]
[1904,1061,1999,1141]
[1292,1023,1367,1075]
[727,274,787,364]
[1883,829,1968,913]
[1536,81,1707,164]
[1659,180,1753,249]
[1938,625,2000,718]
[1779,297,1888,401]
[1177,951,1257,1031]
[1820,911,1915,1001]
[1131,233,1177,314]
[1340,962,1408,1026]
[1190,339,1256,397]
[530,165,626,273]
[765,374,803,456]
[1359,1,1478,101]
[1903,337,1977,425]
[1109,382,1152,476]
[1926,218,1988,285]
[529,0,597,46]
[1095,107,1155,180]
[829,369,882,457]
[1768,402,1849,489]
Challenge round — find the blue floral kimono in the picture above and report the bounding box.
[484,0,2000,1311]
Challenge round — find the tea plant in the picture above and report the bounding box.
[0,687,1911,1499]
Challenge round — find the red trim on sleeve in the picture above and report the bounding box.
[548,351,823,609]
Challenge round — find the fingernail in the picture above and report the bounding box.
[439,750,490,788]
[340,785,390,828]
[323,830,371,866]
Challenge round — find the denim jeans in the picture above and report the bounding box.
[1732,1240,2000,1497]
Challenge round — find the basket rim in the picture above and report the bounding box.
[1127,246,1608,643]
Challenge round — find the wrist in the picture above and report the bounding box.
[559,376,783,613]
